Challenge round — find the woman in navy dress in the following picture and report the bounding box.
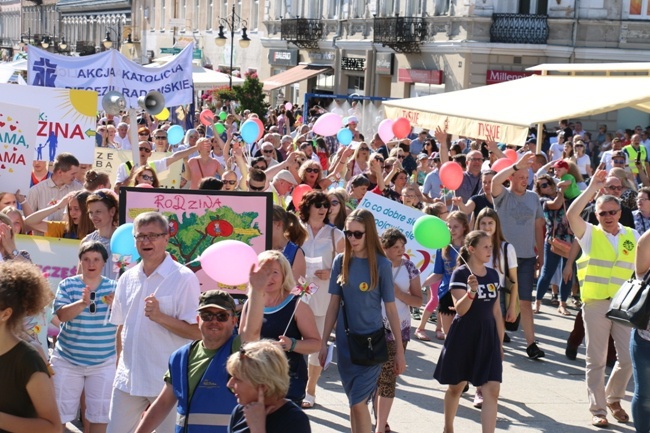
[318,209,405,433]
[434,230,505,433]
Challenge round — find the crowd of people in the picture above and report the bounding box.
[1,104,649,433]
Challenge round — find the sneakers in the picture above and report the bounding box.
[526,342,545,359]
[473,389,484,409]
[410,307,422,321]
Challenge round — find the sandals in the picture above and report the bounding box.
[592,415,609,427]
[607,402,630,423]
[557,306,572,316]
[551,294,560,306]
[301,393,316,409]
[415,330,431,341]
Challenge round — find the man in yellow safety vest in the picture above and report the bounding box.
[566,168,640,428]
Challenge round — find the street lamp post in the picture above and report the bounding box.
[102,27,120,50]
[214,5,251,88]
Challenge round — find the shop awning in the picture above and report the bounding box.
[262,64,332,92]
[383,74,650,145]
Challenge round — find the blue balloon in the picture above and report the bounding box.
[337,128,353,146]
[240,120,260,144]
[110,223,140,261]
[167,125,184,145]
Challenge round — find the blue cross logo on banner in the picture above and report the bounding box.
[32,58,58,87]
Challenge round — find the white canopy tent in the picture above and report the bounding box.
[148,57,244,90]
[383,64,650,147]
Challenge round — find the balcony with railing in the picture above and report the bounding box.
[280,18,324,49]
[490,13,549,44]
[373,16,427,53]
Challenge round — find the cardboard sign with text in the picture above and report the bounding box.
[358,193,436,284]
[94,148,183,188]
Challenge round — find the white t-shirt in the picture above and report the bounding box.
[575,154,591,176]
[549,143,564,161]
[114,134,132,151]
[485,241,517,287]
[600,150,629,173]
[115,158,168,184]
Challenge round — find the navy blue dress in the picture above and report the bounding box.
[433,265,503,386]
[329,253,395,406]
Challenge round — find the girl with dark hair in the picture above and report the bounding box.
[83,170,111,192]
[434,230,504,433]
[0,261,60,433]
[272,205,307,282]
[24,191,93,239]
[318,209,405,433]
[131,166,161,188]
[327,190,348,230]
[297,191,345,409]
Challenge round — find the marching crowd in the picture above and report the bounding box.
[1,103,650,433]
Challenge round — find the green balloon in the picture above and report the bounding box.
[219,111,228,121]
[215,123,226,134]
[413,215,451,250]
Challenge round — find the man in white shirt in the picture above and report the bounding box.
[114,122,132,150]
[600,138,628,172]
[107,212,201,433]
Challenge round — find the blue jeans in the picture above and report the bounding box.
[632,329,650,433]
[535,242,575,303]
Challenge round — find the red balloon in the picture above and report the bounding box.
[504,149,518,162]
[392,117,411,139]
[491,157,514,173]
[291,184,313,209]
[439,162,464,190]
[252,118,265,141]
[136,183,154,188]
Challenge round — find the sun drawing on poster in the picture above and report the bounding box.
[56,89,97,121]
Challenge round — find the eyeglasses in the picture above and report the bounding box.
[469,157,484,162]
[314,202,330,209]
[223,180,237,186]
[135,232,167,242]
[249,184,265,191]
[402,194,416,199]
[305,168,320,174]
[375,158,384,163]
[612,159,625,164]
[155,136,167,140]
[140,174,154,182]
[199,311,232,322]
[606,185,623,191]
[538,182,551,189]
[89,291,97,314]
[330,200,340,206]
[344,230,365,239]
[597,209,620,217]
[139,147,152,153]
[263,149,274,154]
[638,197,649,202]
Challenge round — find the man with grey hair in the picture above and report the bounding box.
[115,122,132,150]
[107,211,201,433]
[566,169,639,427]
[260,141,279,167]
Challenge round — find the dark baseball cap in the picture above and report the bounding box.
[197,290,236,312]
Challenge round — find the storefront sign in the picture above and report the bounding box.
[341,57,366,72]
[309,51,335,64]
[375,53,393,75]
[269,49,299,66]
[398,69,443,85]
[486,69,538,85]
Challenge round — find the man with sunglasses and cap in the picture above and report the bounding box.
[133,290,241,433]
[566,169,639,427]
[114,140,199,192]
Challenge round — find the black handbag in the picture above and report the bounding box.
[340,291,388,366]
[502,243,521,332]
[606,271,650,329]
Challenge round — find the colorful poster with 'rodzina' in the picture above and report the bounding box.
[0,84,97,164]
[0,102,38,194]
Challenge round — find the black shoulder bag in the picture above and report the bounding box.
[606,270,650,329]
[340,289,388,366]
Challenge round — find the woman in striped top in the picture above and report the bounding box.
[50,241,117,432]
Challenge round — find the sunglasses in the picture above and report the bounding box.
[140,174,154,182]
[89,291,97,314]
[249,184,265,191]
[538,182,551,189]
[330,200,340,206]
[606,185,623,191]
[469,157,484,162]
[139,147,152,153]
[397,155,405,160]
[384,164,393,170]
[155,136,167,140]
[612,159,626,164]
[314,202,330,209]
[263,149,274,154]
[138,132,149,136]
[199,311,232,322]
[344,230,365,239]
[253,165,266,170]
[574,144,584,148]
[359,147,369,151]
[223,180,237,186]
[305,167,320,174]
[597,209,620,217]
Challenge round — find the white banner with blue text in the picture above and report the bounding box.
[27,44,194,110]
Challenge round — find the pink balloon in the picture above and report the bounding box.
[491,157,514,173]
[199,109,214,127]
[252,118,265,141]
[292,184,313,209]
[504,149,518,162]
[392,117,411,139]
[285,102,293,111]
[439,161,464,190]
[313,113,342,137]
[136,183,154,188]
[378,119,394,143]
[199,240,259,286]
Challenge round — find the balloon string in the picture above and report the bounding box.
[282,297,300,337]
[450,190,457,212]
[449,244,473,275]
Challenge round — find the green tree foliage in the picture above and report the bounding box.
[233,71,270,119]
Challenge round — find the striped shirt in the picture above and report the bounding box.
[53,276,117,366]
